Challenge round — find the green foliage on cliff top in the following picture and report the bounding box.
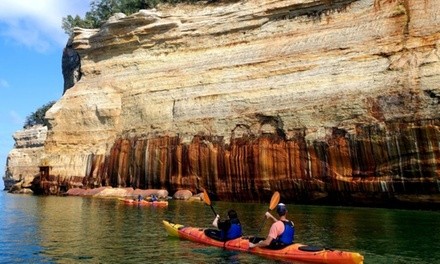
[62,0,206,35]
[24,101,56,128]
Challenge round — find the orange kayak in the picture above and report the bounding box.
[163,220,363,264]
[120,198,168,206]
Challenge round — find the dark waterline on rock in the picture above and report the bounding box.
[1,191,439,263]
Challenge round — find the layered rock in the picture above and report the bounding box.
[4,125,47,191]
[6,0,440,207]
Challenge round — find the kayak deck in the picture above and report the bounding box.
[163,220,363,264]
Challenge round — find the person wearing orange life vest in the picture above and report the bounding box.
[249,203,295,249]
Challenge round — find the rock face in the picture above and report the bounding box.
[4,125,47,190]
[6,0,440,207]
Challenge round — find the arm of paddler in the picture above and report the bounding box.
[249,235,273,249]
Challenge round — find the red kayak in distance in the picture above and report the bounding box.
[119,198,168,207]
[163,220,364,264]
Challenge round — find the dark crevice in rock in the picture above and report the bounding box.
[424,90,440,104]
[62,38,82,94]
[265,0,358,22]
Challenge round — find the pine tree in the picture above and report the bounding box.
[24,101,56,128]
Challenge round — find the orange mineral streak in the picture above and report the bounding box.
[89,121,440,204]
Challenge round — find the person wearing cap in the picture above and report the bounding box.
[204,209,243,241]
[249,203,295,249]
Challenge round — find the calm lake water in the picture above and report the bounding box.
[1,191,439,264]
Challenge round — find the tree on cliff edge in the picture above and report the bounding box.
[62,0,202,35]
[24,101,56,129]
[63,0,153,35]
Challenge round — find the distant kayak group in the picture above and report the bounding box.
[119,194,169,206]
[163,190,364,264]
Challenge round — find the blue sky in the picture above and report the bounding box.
[0,0,91,189]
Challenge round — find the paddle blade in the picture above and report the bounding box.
[203,189,217,216]
[203,189,212,206]
[269,191,280,210]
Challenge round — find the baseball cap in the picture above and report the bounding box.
[276,203,287,215]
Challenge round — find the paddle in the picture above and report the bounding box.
[203,189,218,217]
[252,191,280,243]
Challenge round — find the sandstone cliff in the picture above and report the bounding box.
[7,0,440,207]
[4,125,47,191]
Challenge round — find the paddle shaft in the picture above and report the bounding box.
[257,211,269,233]
[252,192,280,243]
[251,209,271,243]
[209,204,217,217]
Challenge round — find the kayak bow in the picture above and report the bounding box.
[163,220,363,264]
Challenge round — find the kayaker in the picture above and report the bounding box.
[151,194,158,202]
[137,194,142,202]
[204,209,243,241]
[249,203,295,249]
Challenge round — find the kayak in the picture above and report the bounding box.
[121,198,168,206]
[163,220,363,264]
[120,198,168,206]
